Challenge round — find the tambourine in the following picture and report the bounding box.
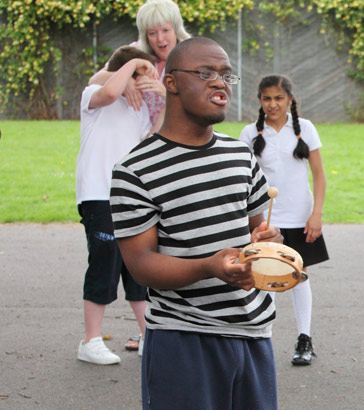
[238,242,308,292]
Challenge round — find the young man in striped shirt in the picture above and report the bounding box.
[110,37,282,410]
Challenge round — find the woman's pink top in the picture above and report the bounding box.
[130,41,165,125]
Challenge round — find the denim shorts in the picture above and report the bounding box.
[79,201,146,304]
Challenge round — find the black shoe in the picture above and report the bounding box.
[291,333,316,366]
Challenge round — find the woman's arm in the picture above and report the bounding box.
[149,105,165,136]
[88,68,113,86]
[135,76,166,99]
[88,64,146,111]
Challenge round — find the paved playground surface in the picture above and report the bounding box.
[1,223,363,410]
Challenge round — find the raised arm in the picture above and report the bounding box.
[89,65,144,110]
[88,59,158,109]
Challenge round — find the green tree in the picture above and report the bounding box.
[0,0,363,119]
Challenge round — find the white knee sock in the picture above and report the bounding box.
[292,279,312,337]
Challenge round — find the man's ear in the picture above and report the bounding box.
[163,74,178,94]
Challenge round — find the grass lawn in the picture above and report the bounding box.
[0,121,80,222]
[0,120,363,223]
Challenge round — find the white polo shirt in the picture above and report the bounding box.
[76,84,151,204]
[239,113,322,228]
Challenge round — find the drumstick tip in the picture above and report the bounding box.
[268,187,278,199]
[266,187,278,230]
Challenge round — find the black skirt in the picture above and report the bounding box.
[280,227,329,268]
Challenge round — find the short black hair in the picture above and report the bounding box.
[165,37,220,74]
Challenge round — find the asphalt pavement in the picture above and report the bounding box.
[0,223,363,410]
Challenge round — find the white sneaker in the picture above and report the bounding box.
[77,337,121,365]
[138,338,144,357]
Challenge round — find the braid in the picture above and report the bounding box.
[291,99,309,159]
[253,107,266,157]
[291,100,301,135]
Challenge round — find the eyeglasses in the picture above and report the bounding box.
[169,69,240,85]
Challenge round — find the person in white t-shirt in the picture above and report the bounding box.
[240,74,329,366]
[76,46,159,365]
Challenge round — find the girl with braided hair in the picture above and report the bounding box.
[240,74,329,366]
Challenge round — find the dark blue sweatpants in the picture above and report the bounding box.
[142,329,278,410]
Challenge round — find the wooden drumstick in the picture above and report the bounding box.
[266,187,278,229]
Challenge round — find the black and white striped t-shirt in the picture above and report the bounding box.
[111,132,275,338]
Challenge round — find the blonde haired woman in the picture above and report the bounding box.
[90,0,190,125]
